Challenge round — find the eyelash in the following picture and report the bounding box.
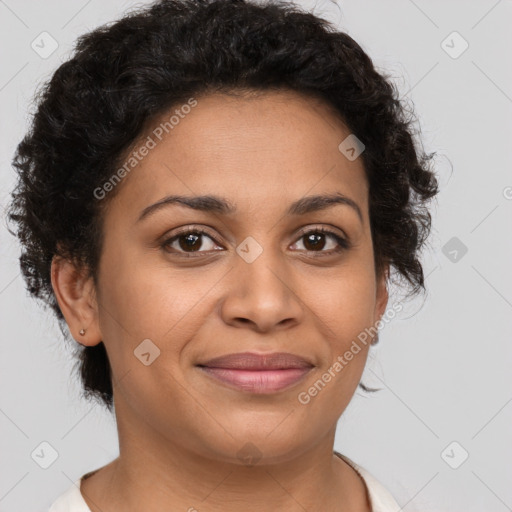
[160,226,350,258]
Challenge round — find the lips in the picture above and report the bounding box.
[198,352,314,370]
[196,352,314,393]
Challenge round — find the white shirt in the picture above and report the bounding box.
[48,452,401,511]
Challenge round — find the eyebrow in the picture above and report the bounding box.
[137,192,363,224]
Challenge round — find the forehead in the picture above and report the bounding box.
[107,90,368,221]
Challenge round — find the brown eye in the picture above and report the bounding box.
[177,232,203,252]
[303,232,327,251]
[292,228,350,254]
[162,229,222,256]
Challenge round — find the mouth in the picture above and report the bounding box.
[196,352,314,394]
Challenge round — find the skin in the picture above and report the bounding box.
[51,89,389,512]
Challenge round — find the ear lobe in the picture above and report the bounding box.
[51,255,102,347]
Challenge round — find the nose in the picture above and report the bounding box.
[218,246,304,333]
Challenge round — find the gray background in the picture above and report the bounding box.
[1,1,511,511]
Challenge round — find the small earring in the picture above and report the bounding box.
[79,328,86,336]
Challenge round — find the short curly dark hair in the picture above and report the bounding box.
[6,0,438,412]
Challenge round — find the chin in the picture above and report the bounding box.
[194,418,316,467]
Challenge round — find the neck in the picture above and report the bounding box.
[80,398,370,512]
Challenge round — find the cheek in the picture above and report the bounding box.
[306,265,377,344]
[96,252,224,387]
[295,272,376,409]
[95,261,208,426]
[98,251,205,336]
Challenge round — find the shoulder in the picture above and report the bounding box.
[335,451,402,512]
[48,478,91,512]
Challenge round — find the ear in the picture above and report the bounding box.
[374,263,390,324]
[51,255,102,347]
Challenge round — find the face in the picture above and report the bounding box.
[55,90,388,465]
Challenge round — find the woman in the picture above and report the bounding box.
[7,0,438,510]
